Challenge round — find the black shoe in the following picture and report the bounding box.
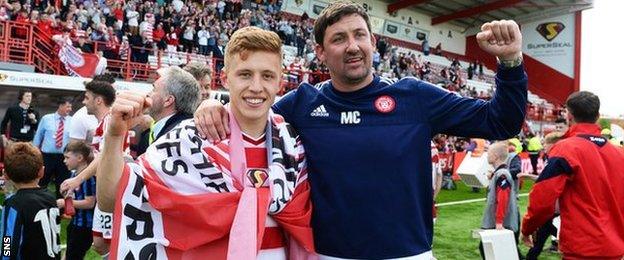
[548,244,559,253]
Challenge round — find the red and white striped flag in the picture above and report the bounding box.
[54,34,100,78]
[111,112,316,259]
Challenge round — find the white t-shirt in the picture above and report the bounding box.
[95,56,108,76]
[197,30,209,46]
[68,106,98,141]
[172,0,184,13]
[217,0,225,12]
[126,10,139,27]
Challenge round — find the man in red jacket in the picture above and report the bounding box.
[521,91,624,260]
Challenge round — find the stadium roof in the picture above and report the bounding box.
[384,0,593,30]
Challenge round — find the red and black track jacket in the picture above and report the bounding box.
[522,123,624,259]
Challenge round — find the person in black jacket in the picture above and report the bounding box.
[1,90,39,142]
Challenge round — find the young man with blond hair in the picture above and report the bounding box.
[97,27,314,259]
[194,0,528,258]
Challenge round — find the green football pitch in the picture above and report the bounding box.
[5,180,561,260]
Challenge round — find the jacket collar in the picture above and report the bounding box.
[495,164,508,172]
[563,123,601,138]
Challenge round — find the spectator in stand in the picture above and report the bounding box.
[479,61,484,79]
[197,25,209,55]
[139,13,154,47]
[112,3,123,30]
[13,9,29,38]
[212,38,225,71]
[468,62,474,80]
[118,35,129,61]
[288,56,304,89]
[75,33,93,53]
[434,43,442,55]
[1,90,39,143]
[165,25,179,60]
[422,38,430,56]
[376,36,388,59]
[36,12,54,35]
[95,51,108,75]
[129,31,148,63]
[153,22,166,50]
[126,4,139,35]
[181,20,195,53]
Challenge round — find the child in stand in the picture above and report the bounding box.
[57,141,96,260]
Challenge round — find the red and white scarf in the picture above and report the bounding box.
[110,110,315,259]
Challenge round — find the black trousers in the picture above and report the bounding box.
[529,153,540,174]
[526,216,558,260]
[39,153,71,198]
[66,224,93,260]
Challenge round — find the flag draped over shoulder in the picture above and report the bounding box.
[110,113,315,260]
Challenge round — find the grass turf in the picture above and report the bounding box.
[432,180,560,259]
[3,180,561,260]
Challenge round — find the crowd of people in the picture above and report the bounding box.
[0,1,622,260]
[2,0,502,99]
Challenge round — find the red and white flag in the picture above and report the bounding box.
[111,112,316,260]
[54,35,99,78]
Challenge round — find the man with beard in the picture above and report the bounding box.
[194,1,528,258]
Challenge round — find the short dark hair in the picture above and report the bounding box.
[64,141,93,163]
[57,97,73,106]
[313,0,372,45]
[566,91,600,123]
[4,143,43,183]
[85,80,116,106]
[92,73,116,84]
[18,90,32,101]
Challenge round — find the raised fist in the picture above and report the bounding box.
[107,91,151,137]
[476,20,523,61]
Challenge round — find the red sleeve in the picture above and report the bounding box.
[521,148,573,236]
[495,175,511,224]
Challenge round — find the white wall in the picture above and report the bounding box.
[282,0,467,55]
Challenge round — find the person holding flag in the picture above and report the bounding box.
[97,27,315,259]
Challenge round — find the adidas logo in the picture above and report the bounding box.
[310,105,329,117]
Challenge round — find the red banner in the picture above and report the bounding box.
[55,35,100,78]
[452,152,466,181]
